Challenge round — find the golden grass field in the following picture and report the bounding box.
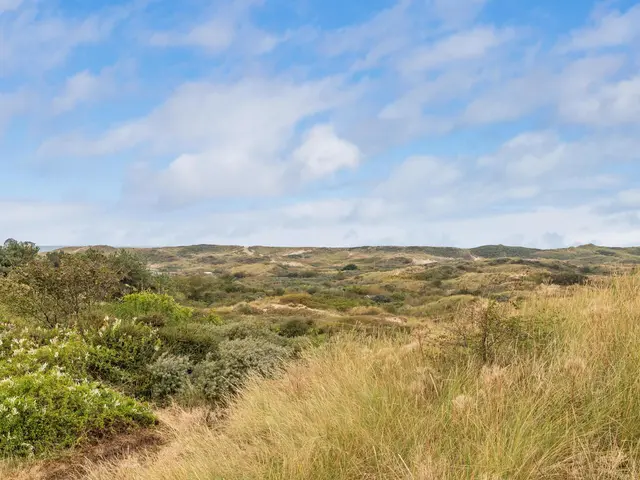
[63,274,640,479]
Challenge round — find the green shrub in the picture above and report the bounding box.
[0,238,39,276]
[279,293,314,307]
[549,272,588,286]
[233,302,260,315]
[341,264,358,271]
[0,254,121,326]
[0,372,155,458]
[159,323,222,362]
[84,318,161,394]
[192,310,224,325]
[108,249,155,294]
[148,354,192,402]
[114,292,193,324]
[0,325,93,380]
[449,301,553,365]
[191,338,292,404]
[278,318,315,338]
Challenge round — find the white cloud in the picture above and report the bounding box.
[462,70,551,124]
[378,155,461,197]
[0,200,95,245]
[5,197,640,249]
[463,53,635,126]
[320,0,411,58]
[53,76,361,205]
[6,0,640,250]
[616,189,640,208]
[148,0,279,55]
[379,67,484,120]
[559,75,640,126]
[399,26,513,74]
[560,4,640,52]
[478,130,640,182]
[52,64,125,114]
[0,6,126,75]
[293,124,361,180]
[40,76,349,158]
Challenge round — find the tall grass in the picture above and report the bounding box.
[88,275,640,479]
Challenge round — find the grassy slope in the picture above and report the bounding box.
[88,275,640,479]
[53,243,640,273]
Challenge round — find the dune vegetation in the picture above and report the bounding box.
[1,238,640,478]
[85,274,640,480]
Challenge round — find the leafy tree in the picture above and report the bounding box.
[0,238,39,275]
[0,252,121,326]
[108,249,154,294]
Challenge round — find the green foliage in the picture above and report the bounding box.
[549,272,588,286]
[341,263,358,271]
[0,372,155,458]
[191,338,292,404]
[192,310,224,325]
[0,324,93,380]
[0,239,39,276]
[279,293,314,306]
[413,262,478,282]
[233,302,260,315]
[175,275,223,303]
[109,249,155,294]
[470,244,541,259]
[147,354,192,402]
[278,318,315,338]
[84,318,161,395]
[114,292,194,325]
[158,323,222,362]
[450,301,552,365]
[0,253,121,326]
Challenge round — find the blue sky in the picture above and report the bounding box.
[1,0,640,247]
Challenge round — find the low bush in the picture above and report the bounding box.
[113,292,193,325]
[233,302,261,315]
[147,354,192,402]
[279,293,314,307]
[0,372,155,458]
[191,338,292,404]
[84,318,161,395]
[159,323,222,362]
[549,272,588,286]
[278,318,315,338]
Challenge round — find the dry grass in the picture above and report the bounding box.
[56,276,640,478]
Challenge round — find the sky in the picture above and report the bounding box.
[1,0,640,248]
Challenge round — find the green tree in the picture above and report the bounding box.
[0,252,121,326]
[0,238,39,275]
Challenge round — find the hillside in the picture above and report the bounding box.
[50,243,639,324]
[2,241,640,479]
[85,275,640,479]
[54,243,640,272]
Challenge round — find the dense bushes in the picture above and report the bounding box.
[148,354,192,401]
[0,322,156,458]
[191,338,292,404]
[113,292,194,325]
[0,254,122,326]
[0,239,39,276]
[0,373,155,457]
[85,318,162,395]
[158,323,223,362]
